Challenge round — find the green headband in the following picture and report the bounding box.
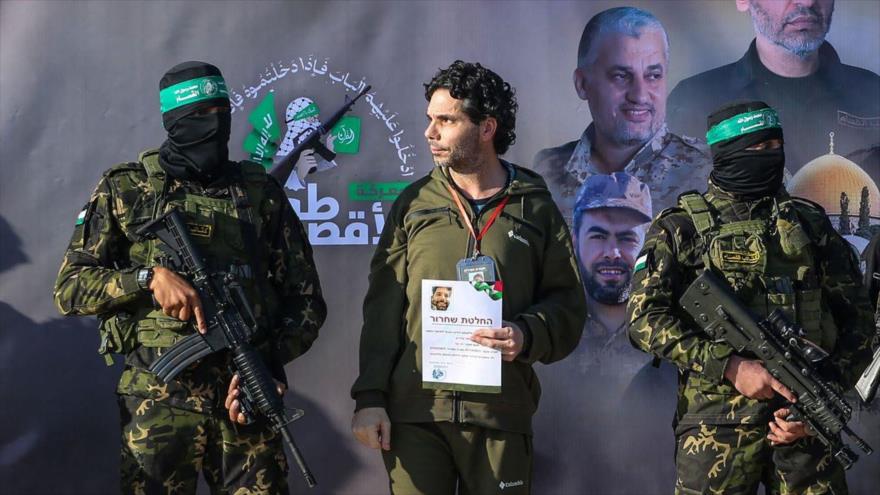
[159,75,229,113]
[706,108,780,146]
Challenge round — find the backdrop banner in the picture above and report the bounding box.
[1,1,877,493]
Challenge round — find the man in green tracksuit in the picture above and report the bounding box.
[54,61,326,494]
[349,60,586,494]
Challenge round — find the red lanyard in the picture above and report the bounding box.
[446,183,510,255]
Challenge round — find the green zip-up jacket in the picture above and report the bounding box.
[351,162,586,434]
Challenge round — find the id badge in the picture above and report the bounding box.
[456,255,497,283]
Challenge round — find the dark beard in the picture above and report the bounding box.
[582,259,632,305]
[432,128,481,173]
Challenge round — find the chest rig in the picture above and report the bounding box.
[99,150,278,364]
[678,192,838,351]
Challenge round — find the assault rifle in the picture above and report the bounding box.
[136,209,317,488]
[680,270,873,470]
[269,84,371,183]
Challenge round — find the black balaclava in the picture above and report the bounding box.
[706,100,785,200]
[158,61,231,183]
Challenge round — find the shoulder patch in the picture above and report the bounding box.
[634,253,649,273]
[75,208,87,226]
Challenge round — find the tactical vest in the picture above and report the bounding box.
[98,150,278,365]
[678,192,838,354]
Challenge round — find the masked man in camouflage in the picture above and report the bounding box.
[627,100,874,494]
[53,61,326,495]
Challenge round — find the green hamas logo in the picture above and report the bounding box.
[200,78,219,96]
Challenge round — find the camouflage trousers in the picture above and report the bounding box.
[118,394,289,495]
[674,422,847,495]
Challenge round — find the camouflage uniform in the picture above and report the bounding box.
[532,124,712,226]
[54,149,326,494]
[627,183,875,494]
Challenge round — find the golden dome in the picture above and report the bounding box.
[788,153,880,217]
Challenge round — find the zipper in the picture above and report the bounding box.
[453,195,504,423]
[465,193,510,255]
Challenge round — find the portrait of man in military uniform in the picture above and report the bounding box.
[533,172,679,492]
[569,172,653,377]
[533,6,712,224]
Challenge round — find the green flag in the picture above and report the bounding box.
[330,115,361,154]
[242,92,280,168]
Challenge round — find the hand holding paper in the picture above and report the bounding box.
[470,321,523,362]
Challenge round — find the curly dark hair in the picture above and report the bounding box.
[424,60,517,155]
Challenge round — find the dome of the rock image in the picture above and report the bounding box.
[789,152,879,217]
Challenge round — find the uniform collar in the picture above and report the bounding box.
[432,159,547,197]
[564,123,669,181]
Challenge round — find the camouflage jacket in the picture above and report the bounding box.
[627,183,874,426]
[532,124,712,226]
[53,152,326,413]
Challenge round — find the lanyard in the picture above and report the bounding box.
[446,183,510,256]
